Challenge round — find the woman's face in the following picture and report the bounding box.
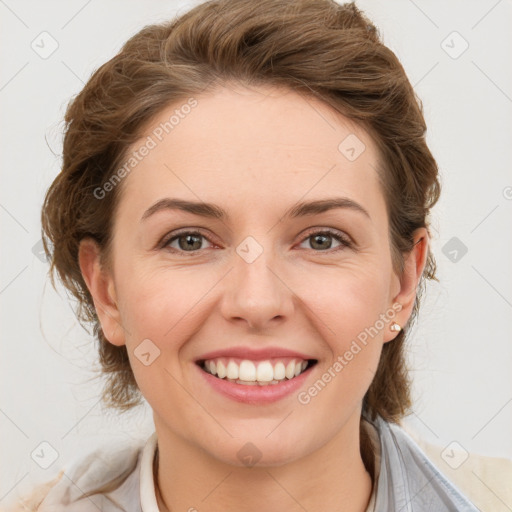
[81,84,421,466]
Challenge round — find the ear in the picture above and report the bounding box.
[78,238,126,347]
[384,227,429,342]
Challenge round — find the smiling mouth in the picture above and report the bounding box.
[197,358,318,386]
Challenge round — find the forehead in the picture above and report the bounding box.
[116,84,385,224]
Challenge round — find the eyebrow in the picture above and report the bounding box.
[141,197,371,222]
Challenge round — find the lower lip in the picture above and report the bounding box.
[196,363,315,404]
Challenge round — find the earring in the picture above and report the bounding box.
[390,322,401,332]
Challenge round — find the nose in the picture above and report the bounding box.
[220,246,295,331]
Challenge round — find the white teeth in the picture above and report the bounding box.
[226,361,239,380]
[216,360,226,379]
[202,358,313,384]
[285,361,296,379]
[239,360,256,381]
[274,362,286,380]
[256,361,274,382]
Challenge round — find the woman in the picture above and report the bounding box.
[8,0,479,510]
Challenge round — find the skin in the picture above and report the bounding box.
[79,83,428,512]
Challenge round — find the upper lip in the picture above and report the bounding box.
[195,347,317,362]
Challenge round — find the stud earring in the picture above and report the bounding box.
[390,322,401,332]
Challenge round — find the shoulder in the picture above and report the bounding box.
[2,436,150,512]
[368,415,480,511]
[0,472,66,512]
[400,421,512,512]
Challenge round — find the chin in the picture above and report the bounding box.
[206,432,313,469]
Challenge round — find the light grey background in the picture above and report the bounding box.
[1,0,511,506]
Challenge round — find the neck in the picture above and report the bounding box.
[153,413,374,512]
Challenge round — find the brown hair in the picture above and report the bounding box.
[41,0,439,424]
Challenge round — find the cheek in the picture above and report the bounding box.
[306,261,393,338]
[296,273,388,420]
[116,263,201,339]
[301,262,391,387]
[116,269,203,405]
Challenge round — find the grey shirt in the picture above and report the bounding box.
[34,414,479,511]
[364,414,478,511]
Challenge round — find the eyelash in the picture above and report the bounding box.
[159,228,353,256]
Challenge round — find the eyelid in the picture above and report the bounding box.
[159,226,355,254]
[296,227,354,252]
[158,227,216,251]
